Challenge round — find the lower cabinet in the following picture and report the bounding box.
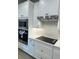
[27,38,35,56]
[33,40,53,59]
[18,38,60,59]
[53,47,60,59]
[18,38,35,57]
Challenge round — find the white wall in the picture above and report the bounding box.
[32,0,59,39]
[28,0,59,39]
[42,22,59,39]
[29,21,59,39]
[29,23,59,39]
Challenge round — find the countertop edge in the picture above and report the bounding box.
[29,37,60,48]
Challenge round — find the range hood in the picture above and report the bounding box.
[37,15,58,22]
[18,0,27,4]
[30,0,39,3]
[18,0,39,4]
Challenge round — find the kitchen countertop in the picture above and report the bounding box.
[29,36,60,48]
[36,36,57,45]
[54,40,60,48]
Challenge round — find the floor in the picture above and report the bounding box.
[18,49,35,59]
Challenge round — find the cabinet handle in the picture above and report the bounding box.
[30,39,32,42]
[41,50,43,52]
[40,57,42,59]
[32,44,35,46]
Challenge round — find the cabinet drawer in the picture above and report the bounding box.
[35,41,53,56]
[18,42,23,49]
[35,52,52,59]
[18,42,29,52]
[35,53,42,59]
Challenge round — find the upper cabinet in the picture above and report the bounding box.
[33,2,42,28]
[18,1,29,19]
[28,1,34,28]
[33,0,59,27]
[18,0,59,27]
[38,0,59,16]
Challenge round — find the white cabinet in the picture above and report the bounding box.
[18,1,29,19]
[18,42,29,53]
[28,1,34,28]
[27,38,35,56]
[19,39,60,59]
[33,2,41,28]
[18,38,35,57]
[33,0,59,28]
[32,39,60,59]
[33,40,53,59]
[38,0,59,16]
[53,47,60,59]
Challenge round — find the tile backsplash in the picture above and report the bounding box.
[29,22,59,39]
[41,22,59,39]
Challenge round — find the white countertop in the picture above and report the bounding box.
[54,40,60,48]
[29,28,60,48]
[29,36,60,48]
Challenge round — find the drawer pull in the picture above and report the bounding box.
[41,50,43,52]
[32,44,35,46]
[40,57,42,59]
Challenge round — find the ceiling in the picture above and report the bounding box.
[18,0,39,4]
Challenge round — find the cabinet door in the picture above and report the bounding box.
[35,40,53,55]
[28,39,35,56]
[18,1,29,18]
[35,51,52,59]
[18,42,29,53]
[33,2,41,28]
[38,0,59,16]
[34,40,53,59]
[53,47,60,59]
